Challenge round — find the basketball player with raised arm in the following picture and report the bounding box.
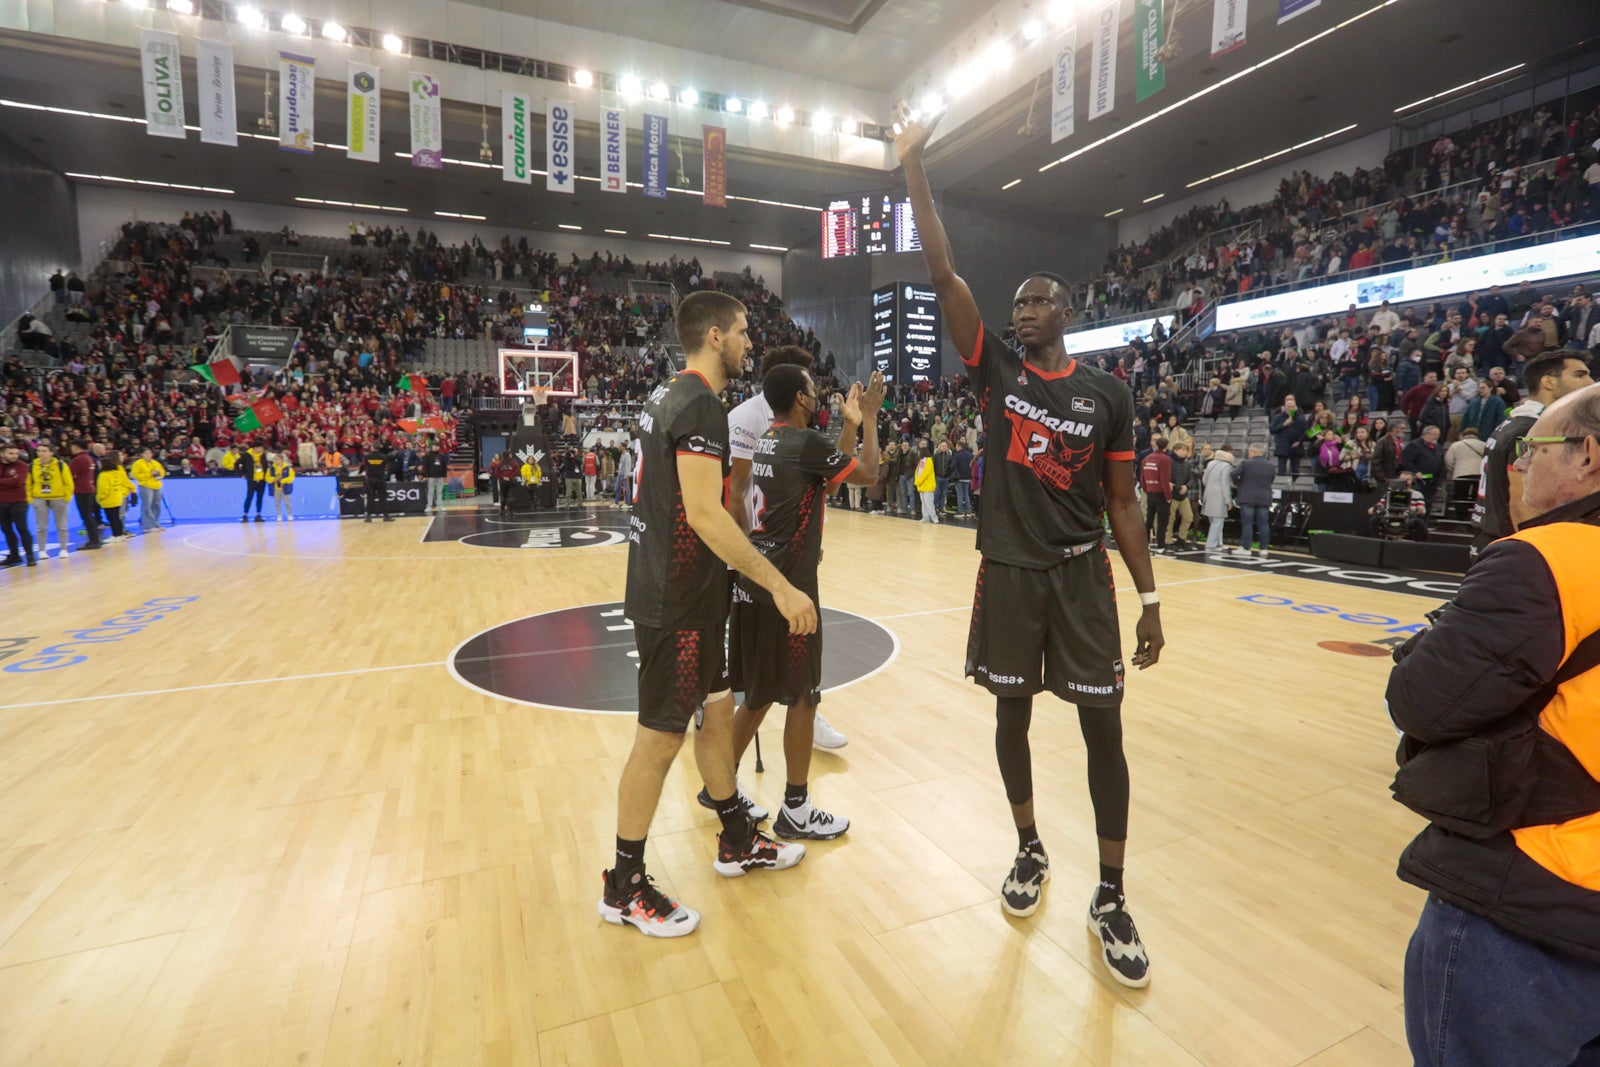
[896,102,1165,987]
[600,291,818,939]
[727,364,885,841]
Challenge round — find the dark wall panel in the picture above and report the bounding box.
[0,133,78,327]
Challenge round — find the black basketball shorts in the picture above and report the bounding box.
[965,548,1126,707]
[729,583,822,711]
[633,620,730,733]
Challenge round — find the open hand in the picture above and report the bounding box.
[891,97,943,165]
[839,382,863,425]
[861,371,887,416]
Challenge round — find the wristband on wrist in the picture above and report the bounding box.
[1139,592,1160,607]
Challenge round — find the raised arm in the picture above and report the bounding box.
[840,373,885,486]
[893,101,982,361]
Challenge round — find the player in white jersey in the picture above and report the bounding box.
[728,345,851,752]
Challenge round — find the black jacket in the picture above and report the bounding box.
[421,453,448,478]
[1389,490,1600,961]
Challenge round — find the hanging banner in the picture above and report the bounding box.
[195,38,236,146]
[409,72,442,169]
[1211,0,1248,57]
[1089,0,1120,122]
[1278,0,1320,22]
[502,91,530,183]
[1135,0,1165,102]
[643,113,668,200]
[139,29,186,139]
[279,52,315,153]
[703,126,727,207]
[601,106,626,193]
[547,98,574,193]
[1051,24,1078,144]
[347,62,380,162]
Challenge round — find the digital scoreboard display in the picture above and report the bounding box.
[822,200,858,259]
[824,193,921,258]
[868,281,942,384]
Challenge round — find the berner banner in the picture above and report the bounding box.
[139,29,186,140]
[601,106,626,193]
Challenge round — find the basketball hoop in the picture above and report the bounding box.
[531,386,551,408]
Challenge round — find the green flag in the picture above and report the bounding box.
[1136,0,1165,103]
[190,362,217,384]
[397,374,412,391]
[234,407,264,433]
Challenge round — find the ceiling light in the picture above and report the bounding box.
[748,100,768,119]
[166,0,195,13]
[775,105,794,124]
[572,69,594,90]
[435,211,487,221]
[71,172,233,194]
[840,117,858,136]
[280,13,306,34]
[812,110,830,131]
[322,21,346,42]
[750,243,789,251]
[1142,193,1164,203]
[1104,207,1123,217]
[237,4,265,27]
[919,93,944,116]
[988,40,1013,67]
[946,71,969,99]
[649,82,669,101]
[1393,63,1526,113]
[1040,0,1398,176]
[620,75,642,98]
[1022,19,1043,42]
[382,32,404,52]
[724,97,743,114]
[558,224,582,231]
[1049,0,1074,24]
[121,0,149,8]
[604,228,628,235]
[1002,178,1021,190]
[679,88,699,106]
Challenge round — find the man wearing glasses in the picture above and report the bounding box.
[1471,351,1592,556]
[1390,380,1600,1063]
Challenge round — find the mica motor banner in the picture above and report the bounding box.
[643,113,668,200]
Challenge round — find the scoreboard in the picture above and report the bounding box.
[869,282,942,384]
[822,193,922,259]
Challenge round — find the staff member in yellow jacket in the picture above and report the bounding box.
[1388,380,1600,1064]
[913,441,938,524]
[95,449,136,541]
[27,441,73,558]
[129,446,165,533]
[266,452,296,522]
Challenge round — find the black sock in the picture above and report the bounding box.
[713,793,751,840]
[784,782,807,808]
[1018,822,1041,853]
[1098,863,1124,899]
[613,835,646,887]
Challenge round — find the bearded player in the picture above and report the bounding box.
[896,102,1165,988]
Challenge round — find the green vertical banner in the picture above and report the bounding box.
[1136,0,1166,102]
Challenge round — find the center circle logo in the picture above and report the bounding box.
[448,602,898,714]
[459,524,628,550]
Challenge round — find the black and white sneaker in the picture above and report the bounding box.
[713,827,805,877]
[1087,889,1151,988]
[773,802,849,840]
[597,868,699,938]
[696,783,769,822]
[1000,846,1050,917]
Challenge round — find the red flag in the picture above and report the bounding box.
[252,397,285,427]
[210,358,242,386]
[703,126,727,208]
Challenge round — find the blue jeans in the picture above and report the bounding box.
[1405,895,1600,1066]
[1238,504,1270,551]
[899,476,914,514]
[954,480,972,514]
[934,476,948,514]
[138,485,161,529]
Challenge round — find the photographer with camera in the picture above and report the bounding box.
[1387,381,1600,1063]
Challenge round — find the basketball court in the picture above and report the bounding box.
[0,502,1444,1065]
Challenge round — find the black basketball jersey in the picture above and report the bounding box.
[624,369,731,629]
[964,325,1135,569]
[738,423,857,602]
[1471,404,1539,552]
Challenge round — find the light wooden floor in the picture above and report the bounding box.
[0,506,1438,1066]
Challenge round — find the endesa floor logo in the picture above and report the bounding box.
[2,597,201,673]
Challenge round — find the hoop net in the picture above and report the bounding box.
[531,386,551,408]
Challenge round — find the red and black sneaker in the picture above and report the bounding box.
[597,868,700,938]
[712,827,806,878]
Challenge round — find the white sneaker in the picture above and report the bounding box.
[813,715,848,749]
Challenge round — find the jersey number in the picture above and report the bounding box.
[1025,432,1049,461]
[632,453,644,504]
[750,484,768,534]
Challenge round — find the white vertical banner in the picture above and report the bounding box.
[601,105,627,193]
[1211,0,1248,57]
[1051,24,1078,144]
[502,91,530,183]
[409,73,443,168]
[347,62,380,162]
[1089,0,1120,122]
[195,38,236,146]
[279,51,315,153]
[546,98,574,194]
[139,29,186,139]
